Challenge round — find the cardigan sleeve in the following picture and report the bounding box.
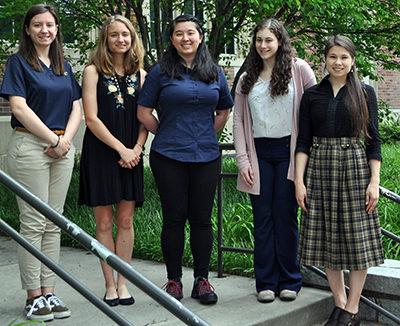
[233,74,251,170]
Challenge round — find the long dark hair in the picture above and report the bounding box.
[19,4,65,75]
[241,18,293,97]
[160,14,218,83]
[324,35,369,137]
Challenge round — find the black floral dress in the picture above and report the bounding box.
[79,71,144,207]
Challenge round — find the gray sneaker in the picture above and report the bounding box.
[279,289,297,301]
[45,293,71,319]
[25,296,54,322]
[257,290,275,303]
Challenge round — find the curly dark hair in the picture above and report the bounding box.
[241,18,293,97]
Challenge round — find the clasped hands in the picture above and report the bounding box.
[118,144,142,169]
[44,136,71,159]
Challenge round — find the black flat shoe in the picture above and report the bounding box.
[337,309,360,326]
[119,296,135,306]
[324,307,341,326]
[103,295,119,307]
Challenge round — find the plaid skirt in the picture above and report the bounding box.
[299,137,384,270]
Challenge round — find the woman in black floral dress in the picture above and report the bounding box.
[79,15,147,306]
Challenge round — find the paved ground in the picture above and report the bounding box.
[0,235,336,326]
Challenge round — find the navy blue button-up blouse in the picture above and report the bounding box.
[138,64,233,163]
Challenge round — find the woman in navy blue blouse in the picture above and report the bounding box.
[0,4,81,322]
[138,14,233,305]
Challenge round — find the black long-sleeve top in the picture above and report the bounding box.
[295,76,381,161]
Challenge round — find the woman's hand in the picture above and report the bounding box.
[118,144,142,169]
[239,166,254,186]
[44,136,71,158]
[295,181,308,212]
[365,182,379,214]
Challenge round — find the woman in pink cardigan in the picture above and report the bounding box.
[233,18,316,303]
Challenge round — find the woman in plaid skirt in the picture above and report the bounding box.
[295,35,384,326]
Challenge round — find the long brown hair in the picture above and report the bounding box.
[241,18,293,97]
[19,4,65,75]
[324,35,369,137]
[89,15,144,75]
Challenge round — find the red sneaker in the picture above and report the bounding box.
[163,279,183,301]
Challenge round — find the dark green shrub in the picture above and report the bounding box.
[378,100,400,143]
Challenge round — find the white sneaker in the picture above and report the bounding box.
[279,289,297,301]
[257,290,275,303]
[45,293,71,319]
[25,295,54,321]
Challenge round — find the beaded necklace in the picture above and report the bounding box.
[106,73,137,109]
[111,74,125,106]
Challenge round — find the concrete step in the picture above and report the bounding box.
[0,236,333,325]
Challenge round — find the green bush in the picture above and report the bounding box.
[378,100,400,143]
[1,143,399,276]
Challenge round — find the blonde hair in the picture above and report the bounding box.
[89,15,144,75]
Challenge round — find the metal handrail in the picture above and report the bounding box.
[0,169,209,326]
[0,218,133,326]
[216,142,400,325]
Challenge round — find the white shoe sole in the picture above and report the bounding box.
[27,312,54,322]
[53,310,72,319]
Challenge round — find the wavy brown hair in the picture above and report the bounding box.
[89,15,144,75]
[19,4,65,75]
[324,35,369,137]
[241,18,293,97]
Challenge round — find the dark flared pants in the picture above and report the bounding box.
[250,137,302,293]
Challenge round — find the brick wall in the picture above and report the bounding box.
[377,68,400,110]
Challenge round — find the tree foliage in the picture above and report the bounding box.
[0,0,399,78]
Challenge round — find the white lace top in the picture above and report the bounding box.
[248,78,294,138]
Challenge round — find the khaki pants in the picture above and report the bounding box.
[7,130,75,290]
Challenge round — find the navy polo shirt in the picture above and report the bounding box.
[0,53,81,130]
[138,64,233,163]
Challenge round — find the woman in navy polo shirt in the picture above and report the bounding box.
[0,4,81,322]
[138,14,233,304]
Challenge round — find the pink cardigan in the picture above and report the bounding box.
[233,58,316,195]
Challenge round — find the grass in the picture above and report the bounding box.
[0,143,399,277]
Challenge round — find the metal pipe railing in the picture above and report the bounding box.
[380,186,400,204]
[0,169,209,326]
[0,218,133,326]
[216,143,400,324]
[308,266,400,324]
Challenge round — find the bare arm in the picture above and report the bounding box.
[9,96,60,146]
[136,69,149,148]
[63,99,82,144]
[82,65,136,168]
[118,69,149,169]
[365,159,381,213]
[9,96,71,157]
[137,105,159,134]
[294,152,309,212]
[214,109,230,132]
